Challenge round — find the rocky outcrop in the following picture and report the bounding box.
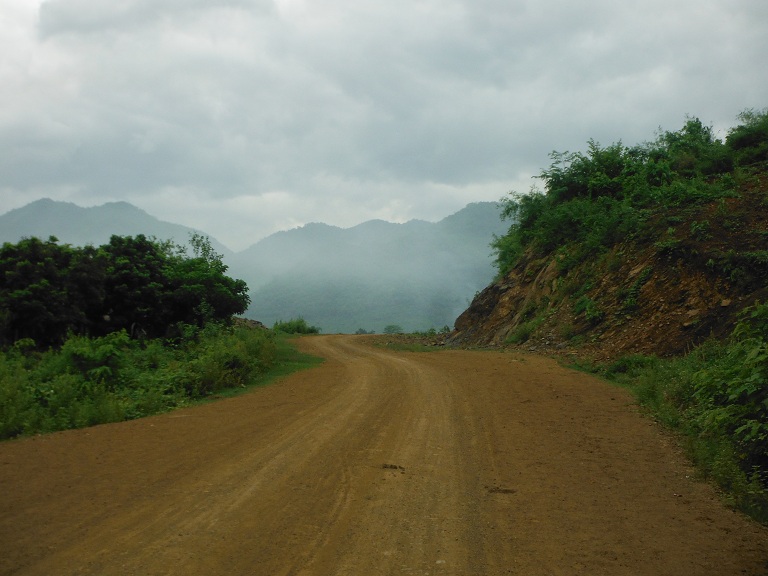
[450,186,768,361]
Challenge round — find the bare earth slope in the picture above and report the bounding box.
[1,335,767,575]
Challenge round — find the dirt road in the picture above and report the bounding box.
[1,335,767,575]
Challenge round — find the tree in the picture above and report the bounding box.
[0,234,251,347]
[383,324,404,334]
[99,234,171,338]
[657,116,732,177]
[726,108,768,166]
[0,237,92,346]
[166,234,250,328]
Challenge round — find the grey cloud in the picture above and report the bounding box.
[1,0,766,249]
[38,0,273,37]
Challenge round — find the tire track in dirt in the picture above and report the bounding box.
[1,335,767,575]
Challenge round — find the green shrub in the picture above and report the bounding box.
[506,314,547,344]
[273,317,321,334]
[621,267,653,312]
[573,296,604,324]
[689,306,768,485]
[727,108,768,166]
[0,324,278,439]
[0,355,33,437]
[492,111,762,276]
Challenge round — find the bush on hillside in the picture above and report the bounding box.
[492,110,768,277]
[273,318,321,334]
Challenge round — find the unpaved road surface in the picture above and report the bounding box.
[1,335,767,575]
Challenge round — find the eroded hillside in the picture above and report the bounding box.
[452,112,768,362]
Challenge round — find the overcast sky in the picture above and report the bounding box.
[1,0,766,250]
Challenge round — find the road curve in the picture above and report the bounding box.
[1,335,767,575]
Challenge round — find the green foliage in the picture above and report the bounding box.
[0,237,103,347]
[539,140,633,203]
[0,324,277,439]
[690,220,712,240]
[58,330,134,386]
[704,249,768,289]
[573,296,604,324]
[690,305,768,481]
[653,237,683,256]
[620,267,653,312]
[492,110,768,276]
[273,317,321,334]
[506,314,547,344]
[506,322,535,344]
[180,325,277,397]
[658,117,734,177]
[0,233,250,347]
[726,108,768,166]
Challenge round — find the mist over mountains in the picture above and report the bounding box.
[1,199,507,333]
[232,202,507,332]
[0,199,233,257]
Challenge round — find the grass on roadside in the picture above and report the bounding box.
[0,327,323,441]
[208,334,323,401]
[578,304,768,524]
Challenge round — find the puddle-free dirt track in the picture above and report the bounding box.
[1,335,767,575]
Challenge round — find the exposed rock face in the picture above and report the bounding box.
[454,259,558,347]
[451,186,768,361]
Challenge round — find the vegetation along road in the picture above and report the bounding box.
[2,335,767,575]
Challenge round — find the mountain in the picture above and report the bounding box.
[0,198,232,257]
[230,202,508,333]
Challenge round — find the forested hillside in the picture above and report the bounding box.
[453,109,768,520]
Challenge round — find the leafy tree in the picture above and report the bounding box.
[540,140,632,203]
[98,233,249,338]
[166,234,250,329]
[0,237,92,346]
[0,233,251,347]
[99,234,172,338]
[383,324,404,334]
[657,116,733,177]
[726,108,768,166]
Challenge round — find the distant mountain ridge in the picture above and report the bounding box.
[1,198,508,333]
[0,198,233,257]
[231,202,508,333]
